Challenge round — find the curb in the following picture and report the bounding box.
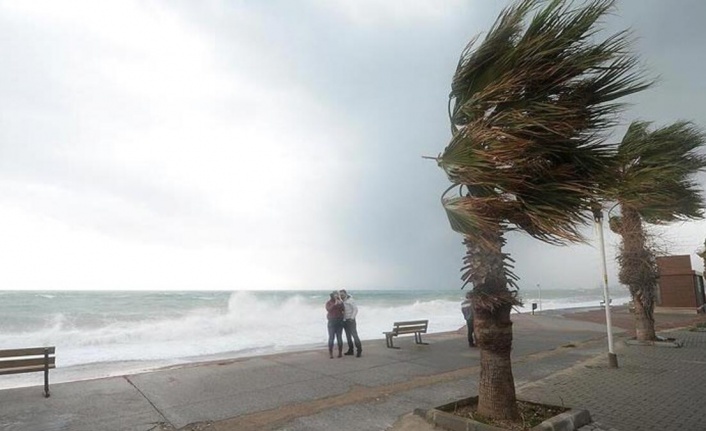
[415,397,592,431]
[623,338,683,348]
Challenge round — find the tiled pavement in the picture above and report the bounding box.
[519,330,706,431]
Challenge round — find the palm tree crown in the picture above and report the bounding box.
[439,0,650,288]
[611,121,706,223]
[441,0,650,235]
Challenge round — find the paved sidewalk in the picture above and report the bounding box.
[0,310,704,431]
[518,329,706,431]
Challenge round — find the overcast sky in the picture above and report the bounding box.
[1,0,705,291]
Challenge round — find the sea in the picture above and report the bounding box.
[0,288,630,389]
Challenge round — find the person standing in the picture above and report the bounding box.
[339,289,362,357]
[461,291,475,347]
[325,291,345,358]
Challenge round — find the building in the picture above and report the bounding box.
[656,255,706,309]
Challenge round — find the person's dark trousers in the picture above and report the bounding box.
[343,319,363,357]
[328,318,344,358]
[466,318,475,347]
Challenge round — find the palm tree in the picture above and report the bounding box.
[608,121,706,341]
[435,0,649,420]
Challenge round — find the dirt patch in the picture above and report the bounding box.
[149,421,215,431]
[560,306,706,334]
[451,400,569,431]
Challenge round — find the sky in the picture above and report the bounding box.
[1,0,705,291]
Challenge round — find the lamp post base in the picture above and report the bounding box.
[608,352,618,368]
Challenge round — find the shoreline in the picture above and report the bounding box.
[1,303,701,392]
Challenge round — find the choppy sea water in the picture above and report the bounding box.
[0,288,630,388]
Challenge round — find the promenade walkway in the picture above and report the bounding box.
[518,329,706,431]
[1,308,704,431]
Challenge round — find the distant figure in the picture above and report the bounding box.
[340,289,362,357]
[461,291,475,347]
[325,291,345,358]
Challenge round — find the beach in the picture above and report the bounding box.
[2,305,704,431]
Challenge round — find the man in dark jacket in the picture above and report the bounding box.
[461,291,475,347]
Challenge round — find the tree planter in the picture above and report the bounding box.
[416,396,592,431]
[690,323,706,332]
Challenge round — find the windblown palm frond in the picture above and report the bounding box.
[613,120,706,223]
[439,0,650,245]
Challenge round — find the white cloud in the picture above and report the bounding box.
[318,0,465,26]
[0,0,367,289]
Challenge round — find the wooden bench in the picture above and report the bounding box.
[0,347,56,397]
[383,320,429,349]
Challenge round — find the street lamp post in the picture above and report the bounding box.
[536,283,542,312]
[592,204,618,368]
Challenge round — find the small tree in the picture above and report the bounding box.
[435,0,649,420]
[696,239,706,273]
[609,121,706,341]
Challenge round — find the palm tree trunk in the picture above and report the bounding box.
[618,206,657,342]
[476,300,516,419]
[463,231,518,421]
[631,293,656,341]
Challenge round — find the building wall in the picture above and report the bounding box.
[657,255,692,276]
[656,255,702,307]
[658,274,697,307]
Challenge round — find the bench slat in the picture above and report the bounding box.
[393,320,428,326]
[0,364,56,376]
[0,357,56,370]
[395,326,427,334]
[394,324,427,330]
[0,347,56,358]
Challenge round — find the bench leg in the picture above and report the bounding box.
[44,370,50,398]
[44,349,50,398]
[415,333,429,345]
[385,334,400,349]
